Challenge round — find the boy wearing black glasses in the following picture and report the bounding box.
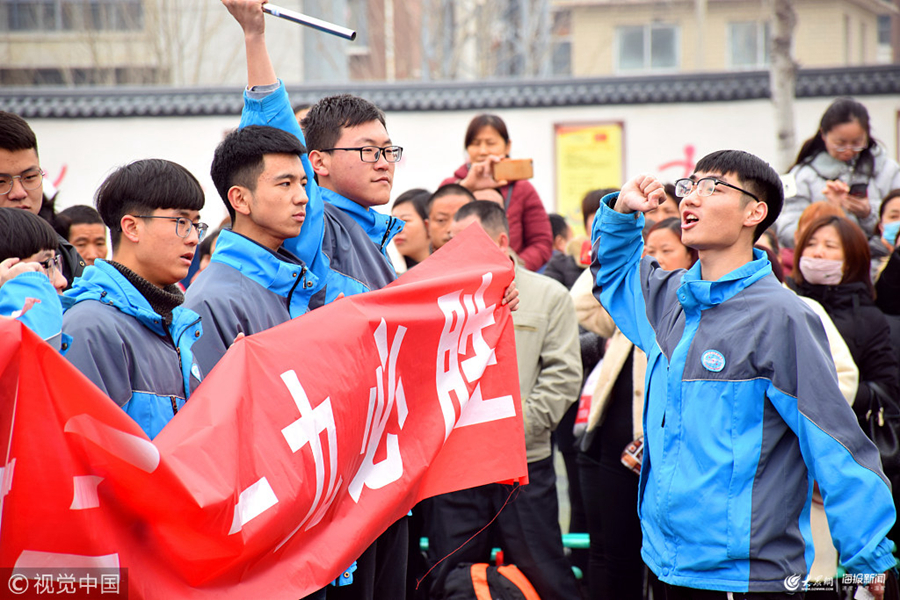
[223,0,401,310]
[592,150,894,599]
[0,111,85,288]
[62,159,207,440]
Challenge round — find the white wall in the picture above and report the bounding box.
[29,95,900,229]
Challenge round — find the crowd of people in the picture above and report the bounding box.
[2,1,900,599]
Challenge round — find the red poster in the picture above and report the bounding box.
[0,227,527,599]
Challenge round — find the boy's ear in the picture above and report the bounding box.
[308,150,330,178]
[119,214,141,244]
[497,230,510,252]
[228,186,252,217]
[744,200,768,230]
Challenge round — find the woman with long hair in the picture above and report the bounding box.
[776,98,900,249]
[790,215,899,421]
[441,114,553,270]
[790,215,900,586]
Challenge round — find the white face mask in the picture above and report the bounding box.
[799,256,844,285]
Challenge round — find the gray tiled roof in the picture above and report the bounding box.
[2,65,898,119]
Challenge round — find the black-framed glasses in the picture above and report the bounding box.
[134,215,208,241]
[0,169,44,195]
[674,177,759,203]
[36,254,62,277]
[321,146,403,163]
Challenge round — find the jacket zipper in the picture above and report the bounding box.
[380,217,396,251]
[169,315,202,414]
[286,266,307,310]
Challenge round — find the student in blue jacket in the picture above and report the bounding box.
[0,206,68,348]
[592,150,895,600]
[62,159,207,440]
[184,125,318,375]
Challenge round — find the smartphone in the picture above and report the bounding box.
[493,159,533,182]
[849,182,868,198]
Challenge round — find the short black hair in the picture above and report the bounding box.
[426,183,476,217]
[54,205,104,239]
[198,228,221,261]
[0,207,58,262]
[549,213,569,240]
[453,200,510,237]
[95,159,204,248]
[0,111,38,155]
[210,125,306,221]
[581,188,619,230]
[693,150,783,241]
[301,94,386,152]
[393,188,430,222]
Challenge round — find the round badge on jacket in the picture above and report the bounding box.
[701,350,726,372]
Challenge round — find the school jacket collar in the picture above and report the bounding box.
[320,187,404,255]
[64,260,200,339]
[210,229,318,317]
[677,248,772,313]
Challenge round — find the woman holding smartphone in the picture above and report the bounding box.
[776,97,900,249]
[442,114,553,271]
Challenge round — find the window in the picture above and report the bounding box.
[551,9,571,76]
[878,15,891,45]
[728,21,770,69]
[1,0,143,32]
[346,0,368,49]
[615,24,679,72]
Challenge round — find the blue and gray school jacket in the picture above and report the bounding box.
[183,230,357,587]
[240,81,400,307]
[591,194,896,592]
[0,271,69,351]
[183,229,318,376]
[62,261,203,440]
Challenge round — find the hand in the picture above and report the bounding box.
[867,575,885,600]
[222,0,267,36]
[502,281,519,312]
[843,192,872,219]
[614,175,666,215]
[0,257,41,288]
[460,156,508,191]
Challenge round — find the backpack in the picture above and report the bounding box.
[442,562,541,600]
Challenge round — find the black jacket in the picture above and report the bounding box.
[791,279,900,419]
[57,233,85,290]
[542,251,583,290]
[876,246,900,315]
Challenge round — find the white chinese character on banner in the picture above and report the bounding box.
[435,273,516,440]
[349,319,408,502]
[276,372,342,547]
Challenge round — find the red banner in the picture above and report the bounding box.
[0,227,527,599]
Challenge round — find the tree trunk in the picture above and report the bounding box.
[770,0,798,173]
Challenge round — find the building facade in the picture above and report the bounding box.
[554,0,896,77]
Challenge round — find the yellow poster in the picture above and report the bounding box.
[555,123,624,235]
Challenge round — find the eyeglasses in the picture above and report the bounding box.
[133,215,209,241]
[831,144,867,153]
[0,170,44,195]
[36,254,62,277]
[321,146,403,163]
[674,177,760,203]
